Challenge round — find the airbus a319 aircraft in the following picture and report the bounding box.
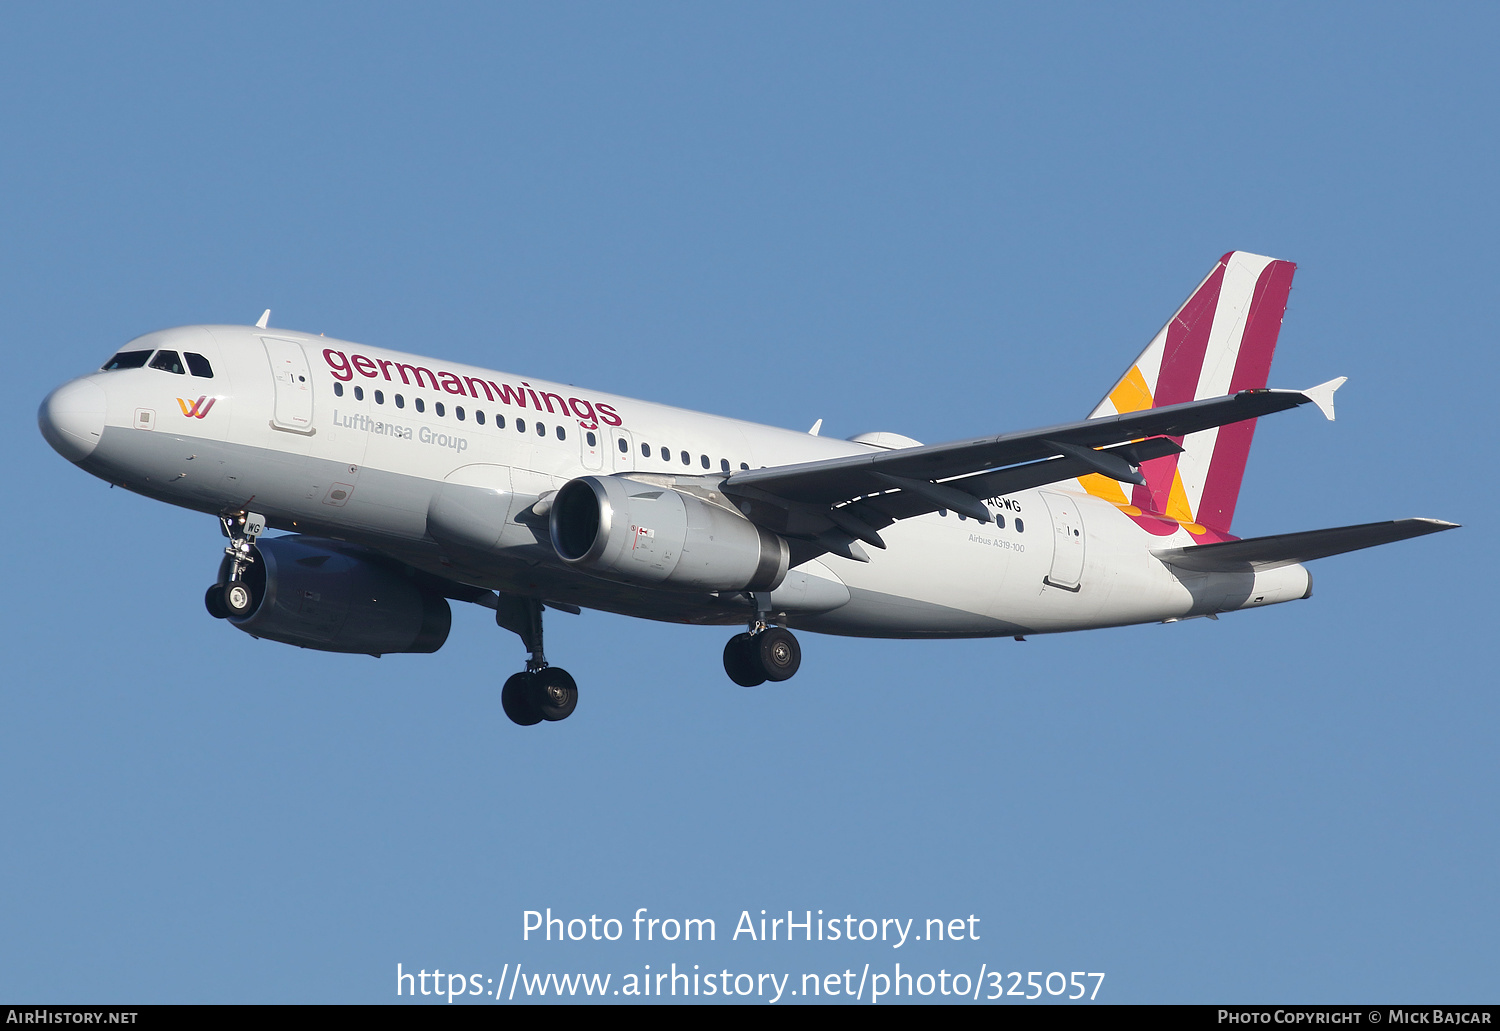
[39,252,1455,726]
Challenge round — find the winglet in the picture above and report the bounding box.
[256,309,271,329]
[808,419,823,436]
[1301,376,1346,421]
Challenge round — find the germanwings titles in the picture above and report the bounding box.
[38,253,1456,724]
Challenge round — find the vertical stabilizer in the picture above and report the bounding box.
[1079,252,1296,534]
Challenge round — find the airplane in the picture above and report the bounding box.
[38,251,1456,726]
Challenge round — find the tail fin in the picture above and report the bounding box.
[1079,251,1296,534]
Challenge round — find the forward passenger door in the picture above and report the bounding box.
[261,337,314,433]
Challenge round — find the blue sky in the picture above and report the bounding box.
[1,3,1494,1004]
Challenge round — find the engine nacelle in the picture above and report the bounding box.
[550,476,789,592]
[228,536,451,655]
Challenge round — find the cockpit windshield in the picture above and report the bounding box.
[148,350,186,374]
[101,350,152,371]
[100,348,214,377]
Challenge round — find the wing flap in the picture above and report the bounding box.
[851,437,1183,525]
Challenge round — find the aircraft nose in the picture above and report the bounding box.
[39,378,106,462]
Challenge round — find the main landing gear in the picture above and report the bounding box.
[722,594,802,687]
[204,511,266,621]
[495,595,579,726]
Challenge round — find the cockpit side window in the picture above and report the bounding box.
[101,350,152,371]
[148,350,186,374]
[184,352,214,378]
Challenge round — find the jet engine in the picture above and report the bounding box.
[550,476,788,591]
[225,536,451,655]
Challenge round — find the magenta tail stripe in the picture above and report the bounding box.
[1195,259,1296,532]
[1154,258,1227,408]
[1136,257,1227,512]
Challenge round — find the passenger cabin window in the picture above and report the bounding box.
[700,455,710,469]
[455,406,465,421]
[415,398,425,413]
[101,350,152,371]
[556,426,565,440]
[1015,518,1024,533]
[641,442,650,457]
[495,413,505,429]
[660,446,669,461]
[148,350,186,374]
[586,431,597,447]
[517,418,526,433]
[435,402,445,417]
[375,390,384,404]
[334,381,344,397]
[619,438,628,453]
[395,394,405,408]
[720,459,730,472]
[536,421,546,436]
[476,410,486,425]
[184,352,214,378]
[739,462,749,471]
[354,385,364,400]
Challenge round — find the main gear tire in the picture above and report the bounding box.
[723,632,766,687]
[756,627,801,682]
[502,672,543,726]
[532,667,578,722]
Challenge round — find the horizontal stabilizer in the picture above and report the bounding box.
[1153,518,1459,572]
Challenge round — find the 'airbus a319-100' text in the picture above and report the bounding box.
[38,253,1457,725]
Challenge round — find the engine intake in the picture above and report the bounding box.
[550,476,788,592]
[228,536,451,655]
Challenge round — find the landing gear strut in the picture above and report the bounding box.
[205,511,266,620]
[723,593,802,686]
[495,595,579,726]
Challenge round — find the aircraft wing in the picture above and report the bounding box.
[721,382,1343,561]
[1152,518,1459,572]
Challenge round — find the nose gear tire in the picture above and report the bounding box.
[223,581,255,618]
[205,584,230,620]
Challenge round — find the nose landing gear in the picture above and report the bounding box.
[723,594,802,686]
[205,511,266,620]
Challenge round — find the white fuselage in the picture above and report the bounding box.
[44,324,1310,639]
